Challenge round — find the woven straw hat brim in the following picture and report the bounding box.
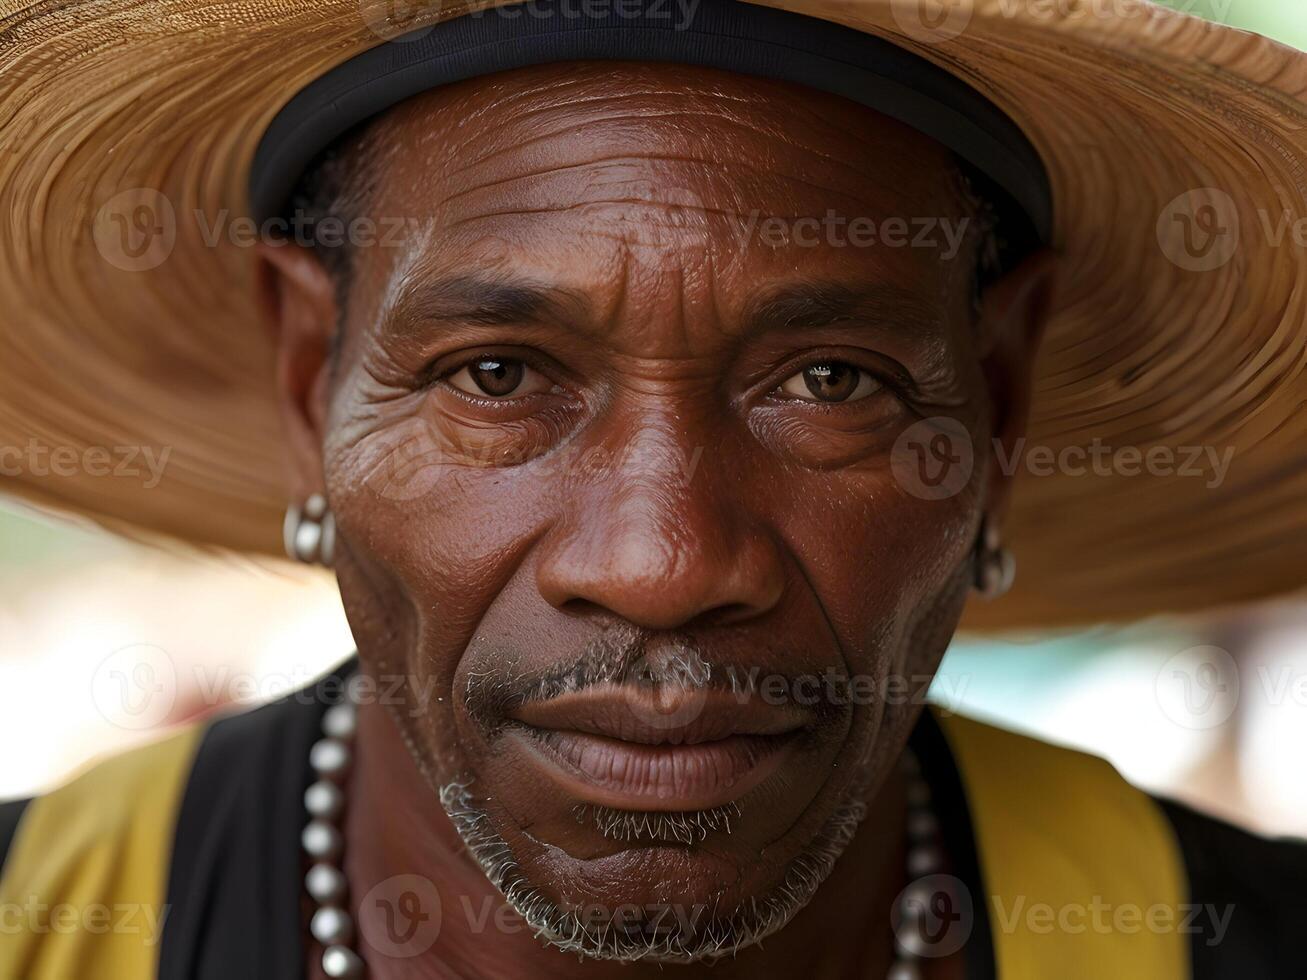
[0,0,1305,630]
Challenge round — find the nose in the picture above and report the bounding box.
[535,453,785,631]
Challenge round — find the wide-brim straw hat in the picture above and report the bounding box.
[1,0,1305,630]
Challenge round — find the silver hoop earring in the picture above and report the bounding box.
[973,515,1015,599]
[283,493,336,566]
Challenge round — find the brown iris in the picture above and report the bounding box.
[802,362,860,402]
[469,357,524,397]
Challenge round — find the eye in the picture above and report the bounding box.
[445,356,553,399]
[778,362,881,403]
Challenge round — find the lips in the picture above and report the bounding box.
[507,685,810,811]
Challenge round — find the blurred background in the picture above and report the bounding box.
[2,0,1306,837]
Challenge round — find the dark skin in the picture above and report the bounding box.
[259,61,1053,980]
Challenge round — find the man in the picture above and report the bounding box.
[0,0,1305,977]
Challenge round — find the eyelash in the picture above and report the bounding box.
[424,351,551,392]
[763,354,911,405]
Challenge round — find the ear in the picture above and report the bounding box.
[974,248,1058,523]
[254,240,340,501]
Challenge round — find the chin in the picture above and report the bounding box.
[438,774,870,963]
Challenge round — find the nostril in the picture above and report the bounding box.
[699,602,758,627]
[556,596,763,630]
[557,597,611,620]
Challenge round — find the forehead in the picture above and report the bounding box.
[347,61,977,338]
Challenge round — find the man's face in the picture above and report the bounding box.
[271,61,1032,960]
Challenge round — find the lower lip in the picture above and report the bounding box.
[507,724,795,811]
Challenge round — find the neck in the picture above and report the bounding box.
[338,699,911,980]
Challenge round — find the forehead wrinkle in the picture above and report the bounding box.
[445,154,876,206]
[443,112,728,178]
[442,107,932,188]
[429,132,966,231]
[441,96,745,151]
[449,83,958,180]
[435,159,938,240]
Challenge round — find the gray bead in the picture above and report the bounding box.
[302,820,343,861]
[907,844,943,877]
[304,493,328,521]
[898,878,935,917]
[906,809,938,841]
[293,519,323,564]
[895,926,932,960]
[322,703,358,740]
[311,906,355,946]
[906,778,931,808]
[887,960,921,980]
[321,945,365,978]
[305,863,348,904]
[304,780,344,820]
[319,511,336,567]
[310,738,351,778]
[899,748,921,775]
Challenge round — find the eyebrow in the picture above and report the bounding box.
[381,273,591,336]
[741,281,945,337]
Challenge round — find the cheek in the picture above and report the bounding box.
[327,437,561,629]
[774,469,979,669]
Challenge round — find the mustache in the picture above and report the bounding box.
[462,624,849,736]
[464,625,718,731]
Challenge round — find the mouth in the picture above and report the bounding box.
[505,685,811,812]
